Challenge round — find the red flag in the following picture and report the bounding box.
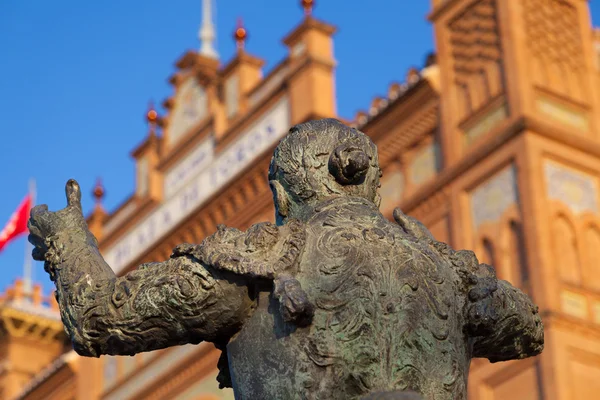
[0,195,32,253]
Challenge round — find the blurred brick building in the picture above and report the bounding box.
[2,0,600,398]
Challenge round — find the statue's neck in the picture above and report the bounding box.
[282,195,379,224]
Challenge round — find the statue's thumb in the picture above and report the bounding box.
[65,179,83,211]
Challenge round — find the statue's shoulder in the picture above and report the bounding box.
[173,219,314,327]
[173,219,307,280]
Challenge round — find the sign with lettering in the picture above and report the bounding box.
[103,201,137,236]
[164,137,215,199]
[103,97,290,274]
[545,161,599,215]
[249,65,289,107]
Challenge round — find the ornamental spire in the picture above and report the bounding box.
[301,0,314,16]
[93,178,105,209]
[233,18,247,51]
[146,101,158,127]
[198,0,219,59]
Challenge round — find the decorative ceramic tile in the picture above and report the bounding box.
[545,161,599,214]
[471,165,519,228]
[465,103,508,145]
[561,290,588,319]
[409,142,440,186]
[537,97,589,131]
[379,169,405,212]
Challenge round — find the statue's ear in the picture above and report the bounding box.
[269,180,290,218]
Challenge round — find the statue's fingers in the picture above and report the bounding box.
[27,221,43,239]
[31,246,45,261]
[393,208,434,240]
[29,204,54,229]
[393,208,410,232]
[29,205,52,233]
[27,225,47,261]
[30,204,49,218]
[65,179,83,211]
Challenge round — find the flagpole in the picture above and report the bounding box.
[23,178,35,296]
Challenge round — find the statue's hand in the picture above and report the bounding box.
[392,208,434,241]
[28,180,88,267]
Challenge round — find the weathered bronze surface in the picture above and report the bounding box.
[28,119,543,400]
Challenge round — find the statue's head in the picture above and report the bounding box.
[268,119,382,224]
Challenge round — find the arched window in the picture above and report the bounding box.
[509,220,530,291]
[584,225,600,291]
[553,215,582,286]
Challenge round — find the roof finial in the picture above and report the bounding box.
[146,100,159,136]
[93,178,105,208]
[406,67,420,85]
[301,0,314,16]
[233,18,247,51]
[199,0,219,59]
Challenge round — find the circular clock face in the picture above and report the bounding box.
[169,78,207,143]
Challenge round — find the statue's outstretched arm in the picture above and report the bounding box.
[28,180,255,357]
[395,208,543,360]
[463,259,544,362]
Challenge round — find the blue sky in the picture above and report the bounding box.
[0,1,599,295]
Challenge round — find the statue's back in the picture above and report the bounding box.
[227,197,470,400]
[27,120,542,400]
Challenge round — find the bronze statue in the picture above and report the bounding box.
[28,119,543,400]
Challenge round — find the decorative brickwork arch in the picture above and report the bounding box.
[498,207,529,291]
[551,208,583,286]
[448,0,504,121]
[579,216,600,291]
